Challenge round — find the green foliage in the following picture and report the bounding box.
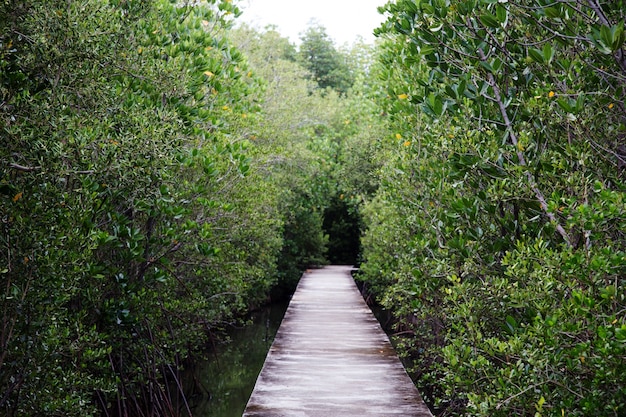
[298,24,355,94]
[359,1,626,416]
[0,1,290,415]
[231,25,376,290]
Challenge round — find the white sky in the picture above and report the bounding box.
[236,0,388,46]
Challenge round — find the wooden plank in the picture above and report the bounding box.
[243,265,433,417]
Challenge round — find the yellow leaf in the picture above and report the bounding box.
[403,141,411,147]
[609,103,614,109]
[395,133,402,139]
[204,71,214,77]
[517,142,525,151]
[548,91,555,98]
[12,192,22,202]
[398,93,408,100]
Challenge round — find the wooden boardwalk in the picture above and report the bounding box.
[243,265,433,417]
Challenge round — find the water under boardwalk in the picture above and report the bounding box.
[243,265,433,417]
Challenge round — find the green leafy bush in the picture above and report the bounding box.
[0,1,287,415]
[358,1,626,416]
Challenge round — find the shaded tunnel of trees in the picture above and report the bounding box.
[323,197,362,266]
[2,1,626,416]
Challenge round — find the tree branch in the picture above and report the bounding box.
[586,0,626,74]
[8,163,40,172]
[477,48,573,246]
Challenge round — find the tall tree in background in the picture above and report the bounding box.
[298,24,355,94]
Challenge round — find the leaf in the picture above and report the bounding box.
[575,94,586,112]
[457,1,472,15]
[429,23,444,32]
[592,26,614,54]
[496,4,508,25]
[528,48,544,64]
[542,43,554,64]
[445,85,457,99]
[479,60,494,72]
[556,98,573,112]
[427,92,445,116]
[505,315,518,334]
[491,57,503,71]
[537,396,546,410]
[480,13,500,28]
[12,192,23,202]
[611,23,625,51]
[419,46,435,55]
[457,80,467,97]
[600,25,613,50]
[615,325,626,341]
[544,6,561,19]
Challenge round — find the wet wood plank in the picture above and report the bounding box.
[243,265,433,417]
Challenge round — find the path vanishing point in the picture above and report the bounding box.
[243,265,433,417]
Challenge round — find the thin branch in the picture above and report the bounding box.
[10,30,35,44]
[586,0,610,26]
[8,163,40,172]
[477,48,573,246]
[586,0,626,73]
[496,381,548,410]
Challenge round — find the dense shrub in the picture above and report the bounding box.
[1,1,283,414]
[358,1,626,416]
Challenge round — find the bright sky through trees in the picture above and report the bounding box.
[237,0,387,45]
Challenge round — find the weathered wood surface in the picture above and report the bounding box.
[243,265,433,417]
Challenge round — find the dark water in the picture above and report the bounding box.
[186,301,289,417]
